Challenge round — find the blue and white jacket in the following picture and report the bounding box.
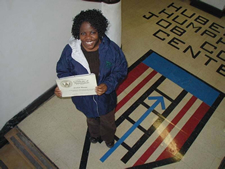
[56,36,127,117]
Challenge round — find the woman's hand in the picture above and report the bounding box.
[95,83,107,96]
[54,86,62,97]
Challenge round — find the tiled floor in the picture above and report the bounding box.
[1,0,225,168]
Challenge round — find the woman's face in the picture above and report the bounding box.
[79,22,101,52]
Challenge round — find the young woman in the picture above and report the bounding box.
[54,9,127,148]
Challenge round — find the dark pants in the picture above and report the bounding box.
[87,109,116,144]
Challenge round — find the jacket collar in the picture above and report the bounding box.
[68,37,91,74]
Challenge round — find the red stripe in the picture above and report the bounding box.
[115,70,157,112]
[116,63,149,96]
[133,96,197,166]
[156,102,210,160]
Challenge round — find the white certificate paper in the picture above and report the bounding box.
[56,73,97,97]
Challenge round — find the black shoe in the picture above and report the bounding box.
[106,140,114,148]
[89,137,100,144]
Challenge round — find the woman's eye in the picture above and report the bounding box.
[80,32,86,36]
[91,31,96,34]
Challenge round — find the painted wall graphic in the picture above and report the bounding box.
[79,50,224,168]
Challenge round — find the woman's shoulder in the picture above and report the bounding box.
[62,44,72,55]
[62,37,81,55]
[102,36,120,50]
[68,37,81,49]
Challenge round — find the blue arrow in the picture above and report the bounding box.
[148,96,165,110]
[100,96,165,162]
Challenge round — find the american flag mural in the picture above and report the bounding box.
[80,50,224,169]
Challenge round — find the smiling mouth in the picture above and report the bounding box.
[85,41,94,45]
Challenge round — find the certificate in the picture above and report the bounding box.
[56,73,97,97]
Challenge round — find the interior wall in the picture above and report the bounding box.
[0,0,121,130]
[102,2,121,46]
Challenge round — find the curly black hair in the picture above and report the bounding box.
[71,9,109,40]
